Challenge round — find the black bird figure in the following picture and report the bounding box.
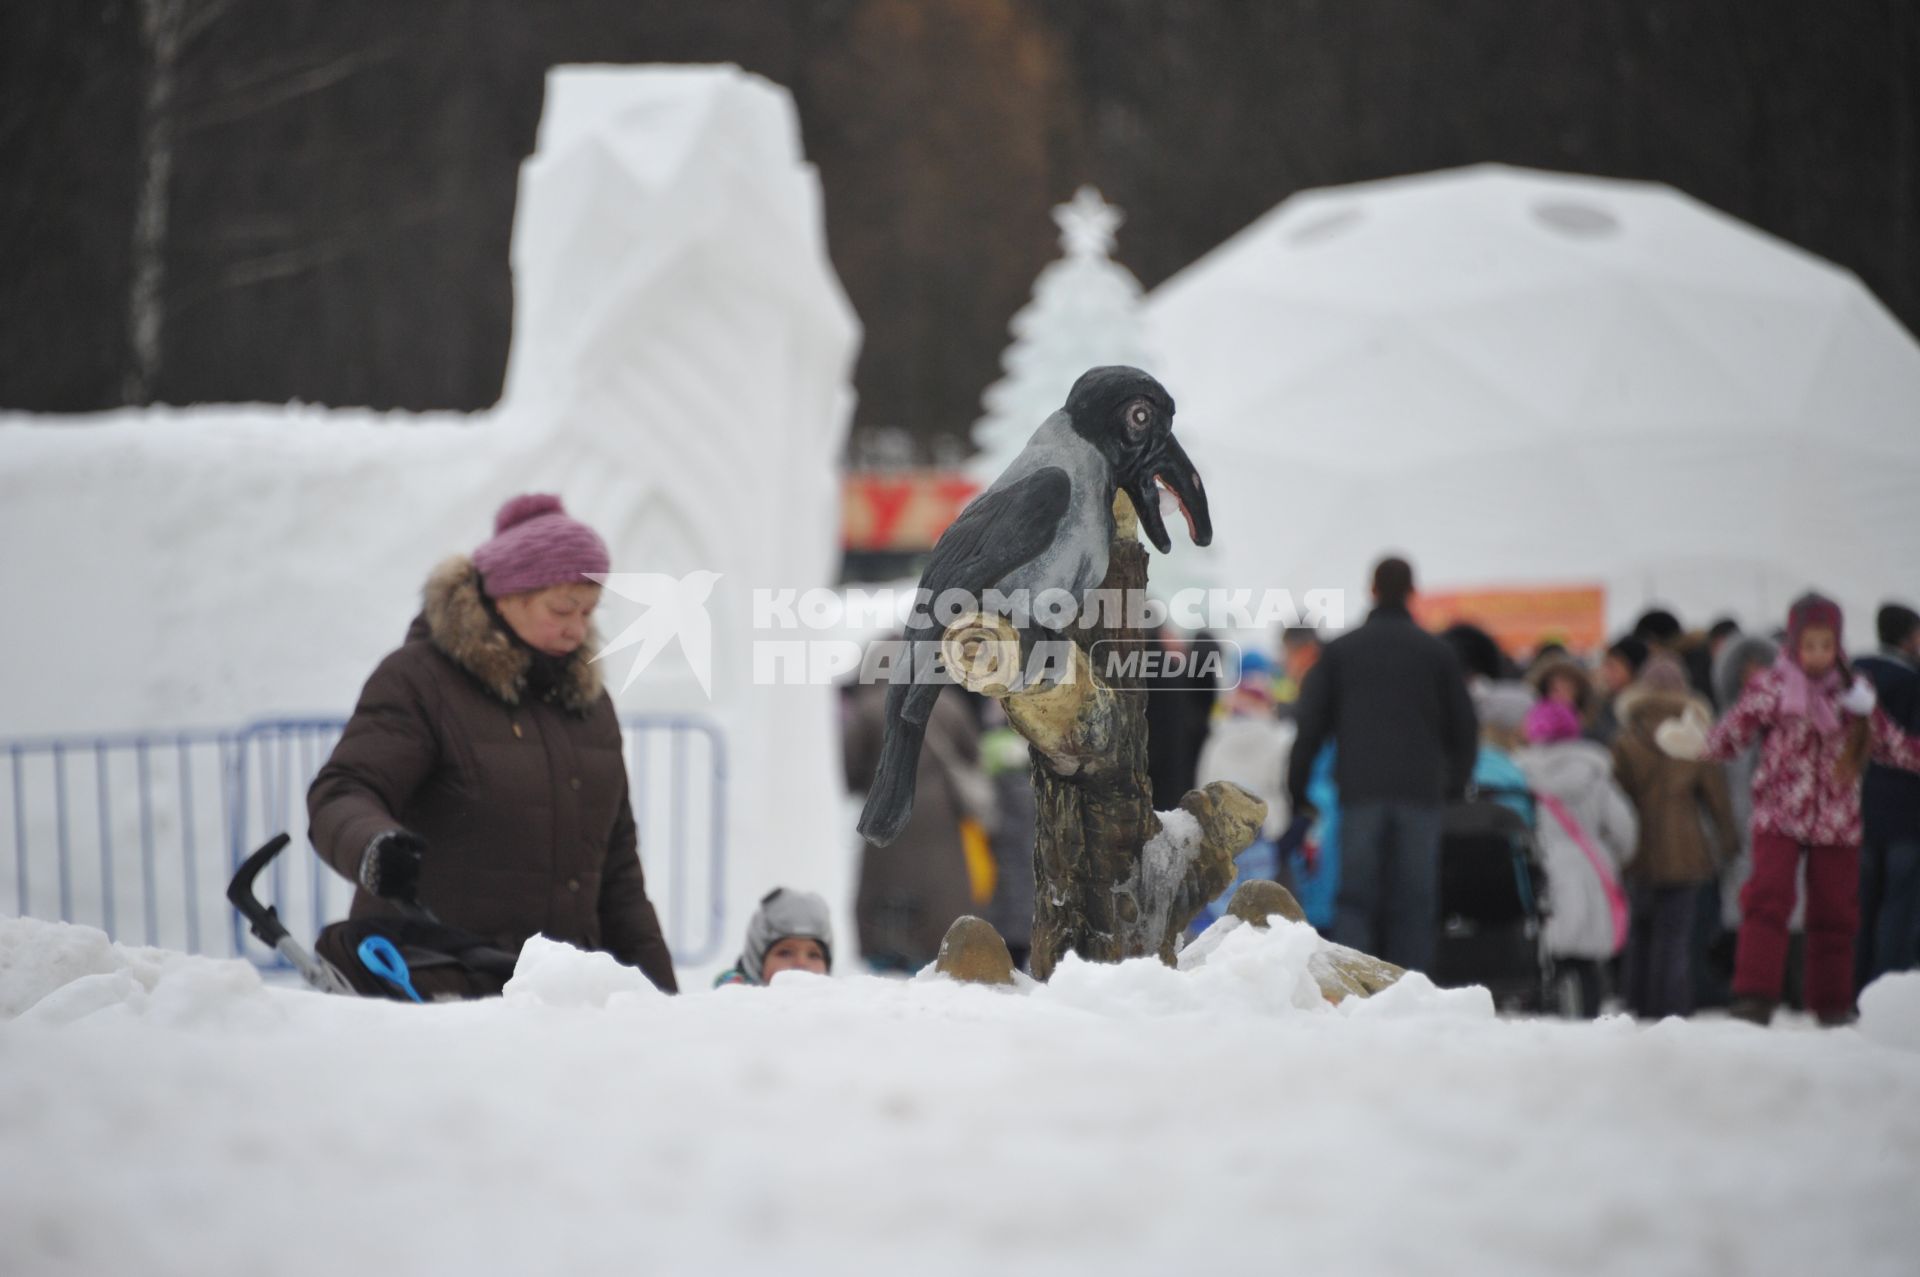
[856,366,1212,847]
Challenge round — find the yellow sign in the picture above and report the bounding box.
[1413,585,1607,657]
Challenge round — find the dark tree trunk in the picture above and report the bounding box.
[1011,499,1254,981]
[1027,528,1157,981]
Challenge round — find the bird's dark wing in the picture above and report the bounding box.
[917,466,1072,598]
[861,467,1072,847]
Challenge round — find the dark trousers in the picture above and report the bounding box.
[1856,834,1920,993]
[1735,832,1859,1017]
[1335,800,1443,973]
[1690,882,1731,1009]
[1625,882,1702,1019]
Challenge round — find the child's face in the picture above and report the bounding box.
[1545,672,1579,706]
[762,936,828,981]
[1600,655,1632,694]
[1228,679,1272,718]
[1796,626,1838,678]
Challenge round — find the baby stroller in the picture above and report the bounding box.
[227,833,518,1001]
[1431,787,1551,1012]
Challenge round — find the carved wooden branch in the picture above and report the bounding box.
[942,612,1117,775]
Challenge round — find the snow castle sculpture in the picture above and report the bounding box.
[0,66,861,977]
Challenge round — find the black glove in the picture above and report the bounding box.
[357,829,426,903]
[1274,810,1315,864]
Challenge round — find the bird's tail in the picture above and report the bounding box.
[856,713,925,848]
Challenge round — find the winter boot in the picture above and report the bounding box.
[1727,995,1775,1027]
[1815,1008,1858,1028]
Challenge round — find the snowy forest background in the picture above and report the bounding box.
[3,0,1918,451]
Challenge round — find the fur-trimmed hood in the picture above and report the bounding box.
[410,556,604,713]
[1524,653,1596,716]
[1616,684,1711,743]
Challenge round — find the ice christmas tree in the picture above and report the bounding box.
[970,186,1152,483]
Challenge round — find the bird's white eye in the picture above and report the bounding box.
[1128,403,1151,432]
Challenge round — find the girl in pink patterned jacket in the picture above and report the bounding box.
[1668,594,1920,1025]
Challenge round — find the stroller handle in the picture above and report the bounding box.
[227,833,294,948]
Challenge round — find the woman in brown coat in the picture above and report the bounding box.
[308,494,677,996]
[1610,655,1736,1018]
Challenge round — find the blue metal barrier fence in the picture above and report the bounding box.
[2,715,727,969]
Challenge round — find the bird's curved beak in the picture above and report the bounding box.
[1125,433,1213,554]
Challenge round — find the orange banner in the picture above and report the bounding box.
[1412,584,1607,657]
[843,470,981,551]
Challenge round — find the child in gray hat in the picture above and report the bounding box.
[713,887,834,987]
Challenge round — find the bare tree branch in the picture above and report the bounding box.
[182,43,405,134]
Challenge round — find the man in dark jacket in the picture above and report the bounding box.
[1856,602,1920,992]
[1145,627,1221,809]
[1285,556,1478,972]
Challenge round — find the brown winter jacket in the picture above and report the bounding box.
[307,556,677,992]
[1610,688,1738,888]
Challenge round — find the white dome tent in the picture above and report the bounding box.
[1144,164,1920,645]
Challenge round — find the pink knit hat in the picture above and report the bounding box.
[472,494,610,598]
[1525,699,1583,744]
[1786,592,1844,656]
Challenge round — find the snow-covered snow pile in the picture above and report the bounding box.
[502,933,667,1010]
[1858,971,1920,1053]
[5,917,1920,1277]
[1176,914,1496,1021]
[0,916,276,1028]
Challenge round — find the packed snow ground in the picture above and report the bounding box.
[4,916,1919,1277]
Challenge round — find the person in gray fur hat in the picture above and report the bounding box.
[713,888,835,987]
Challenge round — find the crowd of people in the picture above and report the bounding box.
[837,554,1920,1024]
[1206,561,1920,1023]
[302,492,1920,1020]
